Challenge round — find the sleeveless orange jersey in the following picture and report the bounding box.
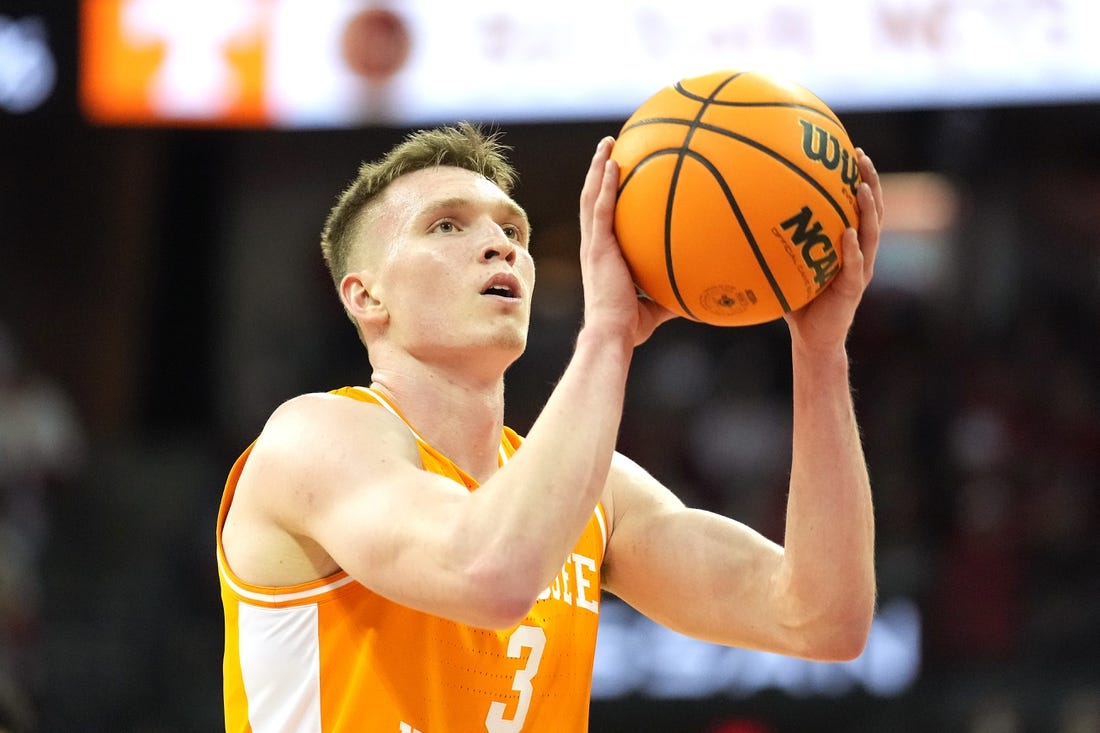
[217,386,608,733]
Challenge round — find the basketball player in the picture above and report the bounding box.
[217,123,883,732]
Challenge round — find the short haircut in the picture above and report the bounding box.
[320,122,519,289]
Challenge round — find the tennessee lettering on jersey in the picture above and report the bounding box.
[218,386,608,732]
[536,551,600,613]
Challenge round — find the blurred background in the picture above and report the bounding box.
[1,1,1098,732]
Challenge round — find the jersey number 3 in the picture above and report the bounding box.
[484,625,546,733]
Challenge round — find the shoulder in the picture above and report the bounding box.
[602,451,686,546]
[258,391,415,455]
[265,389,380,427]
[223,391,424,584]
[241,391,422,511]
[605,451,682,506]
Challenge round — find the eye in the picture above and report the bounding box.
[432,219,458,234]
[502,224,530,247]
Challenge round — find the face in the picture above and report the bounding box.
[350,165,536,368]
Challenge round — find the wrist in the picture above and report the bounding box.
[574,324,634,363]
[790,339,850,380]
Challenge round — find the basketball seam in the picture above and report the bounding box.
[662,73,742,320]
[666,73,790,319]
[684,148,791,313]
[674,91,844,126]
[621,117,854,229]
[674,75,844,127]
[629,148,793,315]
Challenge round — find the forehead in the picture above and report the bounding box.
[377,165,527,224]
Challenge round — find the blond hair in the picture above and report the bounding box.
[320,122,519,289]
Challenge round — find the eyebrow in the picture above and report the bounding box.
[421,196,531,234]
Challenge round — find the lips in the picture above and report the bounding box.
[480,272,522,300]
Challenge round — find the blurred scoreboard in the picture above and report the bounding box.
[6,1,1100,127]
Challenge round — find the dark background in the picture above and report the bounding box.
[1,4,1098,732]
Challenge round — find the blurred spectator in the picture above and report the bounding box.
[0,324,85,731]
[927,472,1024,664]
[1058,688,1100,733]
[706,718,775,733]
[966,691,1024,733]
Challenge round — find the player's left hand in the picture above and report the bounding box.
[783,149,883,353]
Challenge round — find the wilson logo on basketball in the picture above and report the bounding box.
[799,120,861,199]
[779,206,840,288]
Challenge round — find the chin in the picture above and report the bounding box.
[420,328,527,370]
[492,331,528,359]
[483,324,528,360]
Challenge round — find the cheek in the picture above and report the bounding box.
[385,249,460,299]
[521,254,536,292]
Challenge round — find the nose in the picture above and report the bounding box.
[481,226,517,265]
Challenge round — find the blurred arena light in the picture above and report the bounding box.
[78,0,1100,128]
[592,597,921,700]
[872,172,960,295]
[0,14,57,114]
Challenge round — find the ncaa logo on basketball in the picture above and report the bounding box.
[778,206,840,288]
[799,120,861,200]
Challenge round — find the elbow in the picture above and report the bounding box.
[458,555,544,630]
[798,598,876,662]
[777,561,877,662]
[808,618,872,662]
[465,588,536,630]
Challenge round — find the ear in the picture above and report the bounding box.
[339,271,388,327]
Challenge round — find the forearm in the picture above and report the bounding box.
[780,343,876,655]
[467,326,633,608]
[524,325,632,482]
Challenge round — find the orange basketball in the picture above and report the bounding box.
[611,70,861,326]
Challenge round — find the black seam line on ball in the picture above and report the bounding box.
[661,73,742,319]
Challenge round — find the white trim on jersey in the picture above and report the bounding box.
[218,553,356,604]
[237,601,323,733]
[352,386,431,445]
[354,385,514,468]
[594,503,608,555]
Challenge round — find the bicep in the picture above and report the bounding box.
[602,453,791,651]
[254,396,488,618]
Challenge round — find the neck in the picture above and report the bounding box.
[368,359,507,483]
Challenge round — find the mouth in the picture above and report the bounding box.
[480,273,522,300]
